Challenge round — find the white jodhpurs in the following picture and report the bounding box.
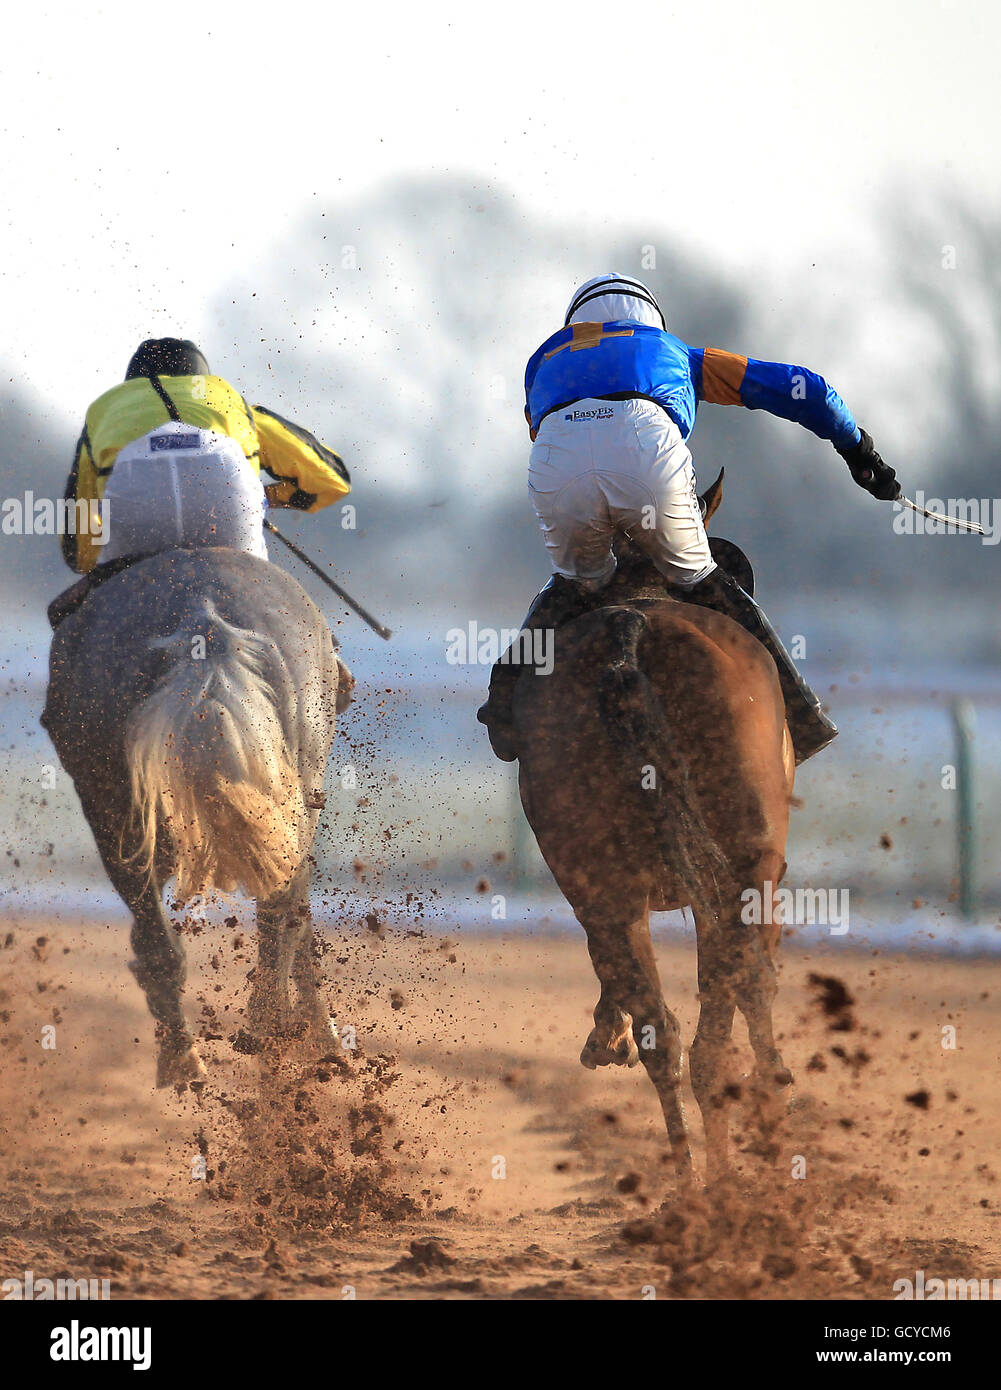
[527,397,716,588]
[98,423,268,565]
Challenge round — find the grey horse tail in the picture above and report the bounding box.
[123,596,308,903]
[596,606,730,923]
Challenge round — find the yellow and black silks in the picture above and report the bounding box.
[63,374,350,573]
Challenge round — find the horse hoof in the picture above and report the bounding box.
[156,1042,207,1088]
[580,1018,640,1070]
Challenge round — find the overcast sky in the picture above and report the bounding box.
[1,0,998,428]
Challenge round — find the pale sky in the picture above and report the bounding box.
[1,0,998,427]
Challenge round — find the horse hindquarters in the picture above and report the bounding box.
[125,597,309,904]
[516,608,728,1175]
[516,599,794,1176]
[43,550,340,1086]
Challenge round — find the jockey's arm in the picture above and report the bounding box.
[691,346,900,499]
[61,426,99,573]
[252,406,351,511]
[692,346,860,447]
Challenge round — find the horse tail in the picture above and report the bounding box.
[596,607,731,922]
[123,597,307,903]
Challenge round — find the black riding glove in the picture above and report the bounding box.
[837,427,901,501]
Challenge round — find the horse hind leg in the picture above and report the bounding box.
[734,850,794,1138]
[691,851,794,1179]
[82,795,204,1087]
[583,905,693,1179]
[248,862,312,1043]
[129,901,207,1088]
[690,913,739,1183]
[291,919,336,1050]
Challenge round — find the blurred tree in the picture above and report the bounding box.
[4,179,997,650]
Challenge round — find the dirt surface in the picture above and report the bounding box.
[2,917,1000,1300]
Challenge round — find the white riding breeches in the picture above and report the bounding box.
[527,397,716,588]
[98,423,269,565]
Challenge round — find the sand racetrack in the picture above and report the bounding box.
[2,915,1000,1301]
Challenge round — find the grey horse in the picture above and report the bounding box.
[42,548,349,1086]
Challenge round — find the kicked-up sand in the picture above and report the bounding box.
[1,913,1000,1300]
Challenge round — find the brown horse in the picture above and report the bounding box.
[514,481,795,1180]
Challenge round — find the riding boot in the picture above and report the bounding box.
[476,574,593,761]
[47,552,154,631]
[681,566,838,764]
[47,574,98,630]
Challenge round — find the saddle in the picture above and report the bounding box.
[605,532,756,604]
[705,536,754,597]
[697,465,755,595]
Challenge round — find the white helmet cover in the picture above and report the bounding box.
[564,273,665,330]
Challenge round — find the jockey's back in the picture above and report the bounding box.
[84,373,260,475]
[64,341,350,573]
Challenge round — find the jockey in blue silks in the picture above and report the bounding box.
[478,273,900,765]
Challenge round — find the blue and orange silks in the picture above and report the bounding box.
[524,321,861,450]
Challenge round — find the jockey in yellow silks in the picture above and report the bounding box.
[61,337,350,576]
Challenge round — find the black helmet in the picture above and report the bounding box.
[125,338,210,380]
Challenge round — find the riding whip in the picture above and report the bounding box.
[264,520,393,639]
[898,496,985,536]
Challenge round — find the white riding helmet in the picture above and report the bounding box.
[564,273,665,330]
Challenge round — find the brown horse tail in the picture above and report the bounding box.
[596,607,731,922]
[123,598,308,904]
